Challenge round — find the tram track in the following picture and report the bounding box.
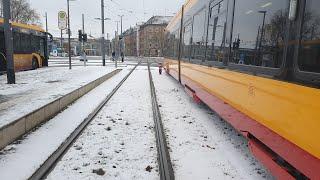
[28,61,141,180]
[148,61,175,180]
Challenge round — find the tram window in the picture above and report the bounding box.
[172,30,179,58]
[191,9,206,60]
[183,23,192,60]
[164,32,175,58]
[298,0,320,73]
[206,0,228,62]
[231,0,288,68]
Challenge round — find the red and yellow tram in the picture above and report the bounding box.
[164,0,320,179]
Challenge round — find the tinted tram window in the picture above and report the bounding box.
[191,9,206,60]
[166,33,175,58]
[298,0,320,73]
[231,0,288,67]
[173,30,180,58]
[183,23,192,60]
[206,0,228,62]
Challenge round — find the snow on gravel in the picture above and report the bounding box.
[0,67,133,180]
[47,67,158,180]
[0,66,116,128]
[151,70,274,180]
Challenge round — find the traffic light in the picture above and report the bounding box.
[83,33,87,42]
[78,30,88,43]
[78,30,83,42]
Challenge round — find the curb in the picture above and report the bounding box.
[0,69,122,150]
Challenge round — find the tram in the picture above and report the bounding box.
[164,0,320,179]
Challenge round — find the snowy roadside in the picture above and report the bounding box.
[0,66,115,128]
[151,69,274,180]
[47,67,159,180]
[0,67,134,180]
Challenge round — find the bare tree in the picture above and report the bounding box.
[264,10,287,47]
[10,0,41,25]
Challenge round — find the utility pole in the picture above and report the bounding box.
[119,15,124,62]
[101,0,106,66]
[115,20,119,61]
[82,14,86,66]
[67,0,72,69]
[45,12,49,66]
[106,33,109,56]
[45,12,48,33]
[119,15,124,35]
[60,29,63,53]
[115,21,119,34]
[258,10,267,66]
[2,0,15,84]
[115,31,117,68]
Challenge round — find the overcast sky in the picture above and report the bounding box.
[29,0,185,39]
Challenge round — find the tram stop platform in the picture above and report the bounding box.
[0,66,118,130]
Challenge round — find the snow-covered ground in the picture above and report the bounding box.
[151,70,274,180]
[0,59,273,179]
[0,67,134,180]
[0,65,116,128]
[47,67,158,180]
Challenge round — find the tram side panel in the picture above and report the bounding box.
[164,0,320,179]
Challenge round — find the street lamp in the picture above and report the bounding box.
[115,20,120,34]
[44,12,49,67]
[118,15,124,63]
[67,0,77,70]
[118,15,124,35]
[2,0,15,83]
[94,16,111,66]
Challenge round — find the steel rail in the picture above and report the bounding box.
[29,61,141,180]
[148,61,174,180]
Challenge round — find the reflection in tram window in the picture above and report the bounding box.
[298,0,320,73]
[191,9,207,61]
[231,0,287,67]
[206,0,227,62]
[163,29,178,59]
[183,22,192,60]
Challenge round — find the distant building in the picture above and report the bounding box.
[50,37,111,56]
[122,27,138,56]
[121,16,172,57]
